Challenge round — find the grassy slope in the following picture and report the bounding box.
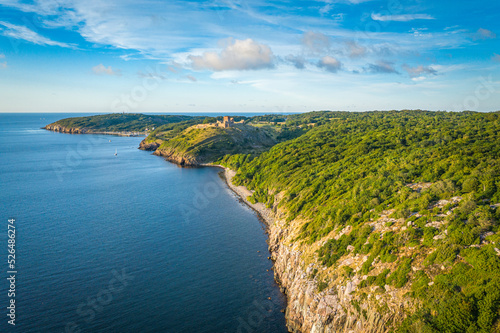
[155,123,277,163]
[220,110,500,332]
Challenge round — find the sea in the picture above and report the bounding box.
[0,113,288,333]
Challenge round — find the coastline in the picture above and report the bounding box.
[210,163,386,333]
[43,125,147,137]
[213,164,274,228]
[213,164,295,333]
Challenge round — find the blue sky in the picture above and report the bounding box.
[0,0,499,113]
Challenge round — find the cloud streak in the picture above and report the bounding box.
[402,65,437,78]
[0,21,72,48]
[365,61,399,74]
[371,13,435,22]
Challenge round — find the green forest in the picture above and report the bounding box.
[219,110,500,332]
[45,113,194,132]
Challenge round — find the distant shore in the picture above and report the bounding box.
[43,124,147,137]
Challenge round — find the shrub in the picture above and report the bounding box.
[387,257,412,288]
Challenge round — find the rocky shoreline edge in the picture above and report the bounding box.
[213,165,274,227]
[211,164,360,333]
[43,124,147,137]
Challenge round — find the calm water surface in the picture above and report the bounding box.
[0,113,288,333]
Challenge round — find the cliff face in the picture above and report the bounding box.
[152,147,203,166]
[140,138,199,165]
[44,123,87,134]
[44,123,144,136]
[222,169,407,333]
[268,219,391,333]
[139,139,161,151]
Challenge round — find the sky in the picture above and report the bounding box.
[0,0,499,113]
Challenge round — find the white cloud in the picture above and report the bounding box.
[285,54,306,69]
[345,41,366,58]
[92,64,121,76]
[365,61,398,74]
[472,28,496,41]
[185,75,197,82]
[428,64,467,74]
[319,4,333,16]
[301,31,331,54]
[189,38,274,71]
[318,0,375,6]
[318,56,341,73]
[0,0,471,68]
[403,65,437,78]
[371,13,435,22]
[0,21,72,48]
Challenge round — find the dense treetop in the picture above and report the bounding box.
[219,110,500,332]
[45,113,194,132]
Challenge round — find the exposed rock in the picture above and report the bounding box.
[139,139,161,151]
[44,123,144,136]
[406,182,432,192]
[44,123,86,134]
[153,147,202,166]
[222,167,404,333]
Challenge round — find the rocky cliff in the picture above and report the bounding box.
[222,168,410,333]
[268,218,396,333]
[139,139,161,151]
[44,123,87,134]
[44,123,145,136]
[152,146,203,166]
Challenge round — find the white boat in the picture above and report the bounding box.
[114,149,117,156]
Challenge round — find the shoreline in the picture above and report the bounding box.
[213,164,293,333]
[43,126,147,137]
[212,164,275,228]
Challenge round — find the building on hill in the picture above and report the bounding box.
[189,116,243,130]
[221,116,234,128]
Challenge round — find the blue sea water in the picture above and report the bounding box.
[0,113,288,333]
